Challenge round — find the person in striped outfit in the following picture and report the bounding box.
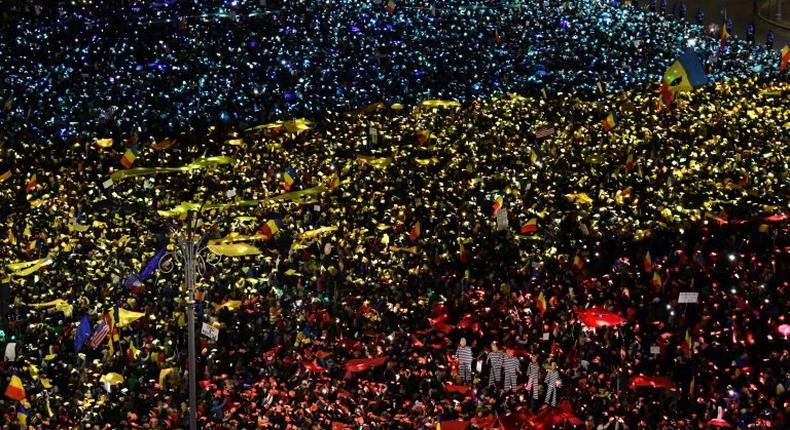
[502,349,520,391]
[487,341,505,388]
[454,337,473,384]
[526,354,542,407]
[544,360,561,407]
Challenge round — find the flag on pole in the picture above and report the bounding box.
[652,271,662,289]
[4,375,25,401]
[25,175,37,193]
[120,147,139,169]
[781,45,790,72]
[74,314,93,353]
[520,218,537,234]
[663,49,708,95]
[536,291,547,315]
[409,221,421,241]
[643,251,652,273]
[492,195,504,216]
[260,218,283,239]
[718,21,729,53]
[89,320,110,350]
[16,404,28,425]
[601,112,616,132]
[573,255,584,270]
[684,329,692,357]
[283,167,297,191]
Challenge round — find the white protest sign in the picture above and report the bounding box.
[496,208,509,231]
[678,292,698,304]
[201,323,219,342]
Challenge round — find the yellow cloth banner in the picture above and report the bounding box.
[299,226,338,240]
[420,99,461,108]
[157,186,326,217]
[7,257,53,277]
[245,118,312,134]
[109,156,234,181]
[27,299,73,317]
[357,155,393,169]
[214,300,242,311]
[207,243,262,257]
[209,232,268,245]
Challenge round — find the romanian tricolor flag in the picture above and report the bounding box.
[120,147,138,169]
[663,49,708,95]
[658,79,675,111]
[719,22,729,53]
[328,173,340,191]
[459,241,471,263]
[624,153,634,173]
[409,221,421,242]
[520,218,537,234]
[643,251,652,273]
[25,175,37,193]
[4,375,25,401]
[492,195,504,216]
[652,271,662,289]
[573,255,584,270]
[781,45,790,72]
[601,112,616,132]
[386,0,395,13]
[283,167,297,191]
[260,218,283,239]
[536,291,547,315]
[16,404,28,425]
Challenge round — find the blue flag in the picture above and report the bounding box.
[124,248,166,288]
[139,248,166,280]
[74,314,92,352]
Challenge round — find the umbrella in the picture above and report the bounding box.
[777,324,790,337]
[708,418,731,427]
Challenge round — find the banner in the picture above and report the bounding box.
[109,156,233,181]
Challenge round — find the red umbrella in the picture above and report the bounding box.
[777,324,790,337]
[629,375,676,390]
[576,307,627,328]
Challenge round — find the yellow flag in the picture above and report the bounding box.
[207,243,261,257]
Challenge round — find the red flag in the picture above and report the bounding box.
[409,221,421,241]
[576,307,626,328]
[781,45,790,72]
[629,374,676,390]
[443,382,471,395]
[344,356,387,373]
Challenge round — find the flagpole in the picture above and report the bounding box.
[158,208,221,430]
[185,211,197,430]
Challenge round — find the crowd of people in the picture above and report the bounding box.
[0,1,788,430]
[1,0,786,150]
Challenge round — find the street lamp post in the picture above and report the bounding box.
[158,210,221,430]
